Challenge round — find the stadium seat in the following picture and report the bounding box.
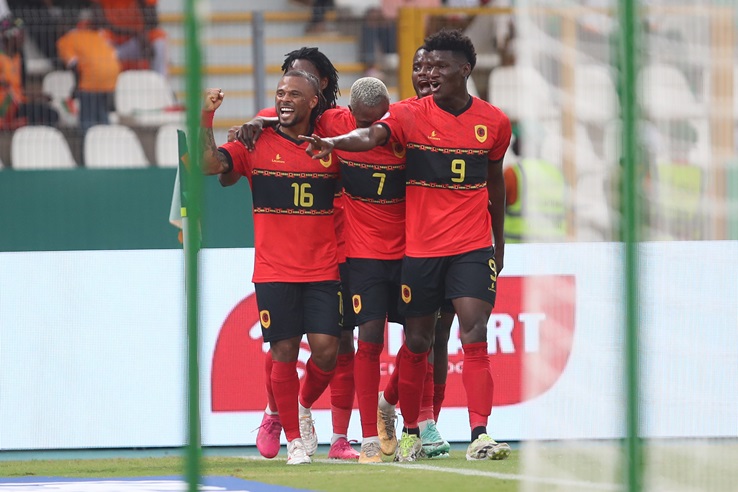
[487,65,559,121]
[638,63,706,119]
[114,70,185,127]
[155,124,183,167]
[10,126,78,169]
[84,124,150,168]
[574,64,617,124]
[41,70,79,127]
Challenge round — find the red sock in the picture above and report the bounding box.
[355,340,383,438]
[383,351,400,405]
[418,362,435,422]
[299,357,335,409]
[271,360,300,441]
[433,383,446,423]
[330,353,355,436]
[264,354,277,413]
[397,344,427,428]
[462,342,493,429]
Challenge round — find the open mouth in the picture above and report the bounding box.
[279,107,295,117]
[429,81,441,92]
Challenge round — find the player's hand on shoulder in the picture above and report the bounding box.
[227,125,239,142]
[299,134,333,160]
[203,88,224,112]
[236,119,265,151]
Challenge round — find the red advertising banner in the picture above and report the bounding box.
[211,275,575,411]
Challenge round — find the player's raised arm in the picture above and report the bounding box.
[200,88,231,176]
[299,123,389,160]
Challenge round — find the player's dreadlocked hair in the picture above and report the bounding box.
[281,47,340,109]
[423,29,477,71]
[283,69,328,125]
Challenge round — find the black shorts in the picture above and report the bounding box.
[339,262,356,330]
[440,298,455,315]
[255,281,342,343]
[399,246,497,317]
[346,257,404,325]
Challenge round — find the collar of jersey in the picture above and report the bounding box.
[275,124,314,145]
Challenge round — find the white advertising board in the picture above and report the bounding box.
[0,242,736,450]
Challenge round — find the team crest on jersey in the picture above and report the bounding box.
[272,154,284,163]
[428,130,441,141]
[352,295,362,314]
[320,154,333,168]
[259,310,271,329]
[401,285,412,304]
[392,142,406,158]
[475,125,488,143]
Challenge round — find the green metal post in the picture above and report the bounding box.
[618,0,642,491]
[183,0,204,491]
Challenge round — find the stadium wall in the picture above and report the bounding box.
[0,169,254,252]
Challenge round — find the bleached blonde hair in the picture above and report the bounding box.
[350,77,390,108]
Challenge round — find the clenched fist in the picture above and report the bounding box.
[203,88,224,112]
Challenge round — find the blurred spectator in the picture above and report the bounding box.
[360,0,440,78]
[0,16,58,129]
[503,121,567,243]
[304,0,335,34]
[90,0,166,76]
[56,8,120,134]
[6,0,87,65]
[652,120,703,240]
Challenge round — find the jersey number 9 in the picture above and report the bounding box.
[451,159,465,183]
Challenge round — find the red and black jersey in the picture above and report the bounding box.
[219,127,340,283]
[317,107,406,260]
[380,95,511,257]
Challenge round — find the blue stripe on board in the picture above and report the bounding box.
[0,476,313,491]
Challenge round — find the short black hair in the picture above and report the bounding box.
[282,69,327,124]
[281,47,340,109]
[422,29,477,71]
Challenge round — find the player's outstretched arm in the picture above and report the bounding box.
[200,88,231,176]
[299,123,389,159]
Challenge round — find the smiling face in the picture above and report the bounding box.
[274,75,318,130]
[427,50,471,106]
[411,48,432,98]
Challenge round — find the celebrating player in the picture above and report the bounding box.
[229,47,359,461]
[200,71,340,465]
[300,29,512,462]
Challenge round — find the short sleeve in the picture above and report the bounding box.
[489,110,512,162]
[218,140,251,176]
[315,108,356,137]
[257,107,277,118]
[380,102,413,147]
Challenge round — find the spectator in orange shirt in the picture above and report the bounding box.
[57,9,121,134]
[90,0,166,76]
[0,16,58,129]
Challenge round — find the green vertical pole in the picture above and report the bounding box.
[618,0,642,491]
[183,0,203,491]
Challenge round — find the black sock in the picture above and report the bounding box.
[403,426,420,437]
[471,426,486,442]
